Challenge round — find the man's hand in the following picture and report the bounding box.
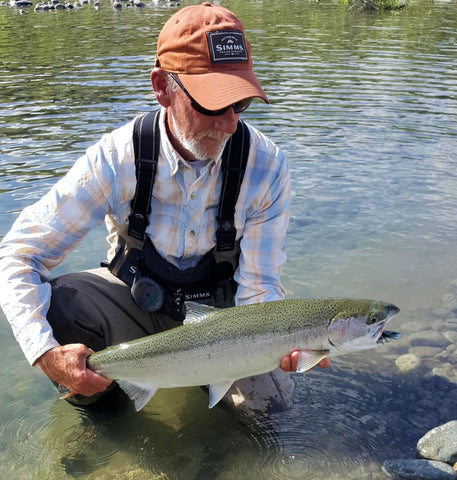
[280,350,331,372]
[34,344,112,397]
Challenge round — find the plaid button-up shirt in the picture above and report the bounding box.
[0,109,290,365]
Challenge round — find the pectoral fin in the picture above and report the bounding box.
[296,350,330,373]
[117,380,158,412]
[208,381,233,408]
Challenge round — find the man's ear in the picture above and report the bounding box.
[150,68,171,107]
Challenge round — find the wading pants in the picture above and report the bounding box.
[47,268,295,414]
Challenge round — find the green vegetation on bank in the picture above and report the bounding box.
[344,0,433,11]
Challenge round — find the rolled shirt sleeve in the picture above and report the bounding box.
[0,120,136,364]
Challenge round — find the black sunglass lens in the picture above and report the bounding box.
[233,98,253,114]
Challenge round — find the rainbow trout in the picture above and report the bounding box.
[84,298,400,411]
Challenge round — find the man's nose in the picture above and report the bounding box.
[213,107,240,135]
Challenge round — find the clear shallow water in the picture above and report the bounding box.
[1,0,457,479]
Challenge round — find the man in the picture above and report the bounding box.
[0,2,328,413]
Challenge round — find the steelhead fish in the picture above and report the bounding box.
[83,298,400,411]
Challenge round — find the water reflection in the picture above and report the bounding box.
[1,0,457,478]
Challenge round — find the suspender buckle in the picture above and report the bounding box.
[128,213,149,241]
[216,220,236,251]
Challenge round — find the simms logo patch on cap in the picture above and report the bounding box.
[206,30,248,64]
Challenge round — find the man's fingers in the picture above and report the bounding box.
[86,368,112,389]
[318,358,331,369]
[279,350,299,372]
[280,355,292,371]
[290,350,300,371]
[280,351,331,372]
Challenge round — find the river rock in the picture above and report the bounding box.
[417,421,457,465]
[443,330,457,344]
[408,330,448,348]
[432,365,457,384]
[441,290,457,314]
[395,353,421,373]
[409,346,443,358]
[382,459,457,479]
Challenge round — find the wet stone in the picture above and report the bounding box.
[417,421,457,465]
[432,366,457,384]
[443,330,457,344]
[408,330,449,348]
[409,346,443,358]
[382,459,457,479]
[395,353,421,373]
[445,344,457,355]
[441,290,457,314]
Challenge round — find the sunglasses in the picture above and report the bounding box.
[168,73,253,117]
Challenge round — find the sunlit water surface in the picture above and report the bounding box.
[1,0,457,478]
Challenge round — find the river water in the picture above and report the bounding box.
[1,0,457,479]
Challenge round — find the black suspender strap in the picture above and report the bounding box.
[128,110,160,241]
[216,120,250,252]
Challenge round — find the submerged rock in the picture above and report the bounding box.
[384,421,457,479]
[408,330,448,348]
[432,365,457,384]
[382,459,457,479]
[409,346,442,359]
[395,353,421,373]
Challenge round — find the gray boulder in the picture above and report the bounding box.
[417,421,457,465]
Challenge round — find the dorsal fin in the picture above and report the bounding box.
[184,302,218,325]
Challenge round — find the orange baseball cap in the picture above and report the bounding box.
[155,2,269,111]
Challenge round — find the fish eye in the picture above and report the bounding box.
[366,313,380,325]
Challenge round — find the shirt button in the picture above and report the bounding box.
[190,192,196,199]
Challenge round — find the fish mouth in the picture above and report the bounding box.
[375,304,401,345]
[377,330,402,345]
[387,304,400,318]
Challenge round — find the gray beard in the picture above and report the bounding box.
[169,112,230,162]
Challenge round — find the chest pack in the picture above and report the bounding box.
[105,110,250,321]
